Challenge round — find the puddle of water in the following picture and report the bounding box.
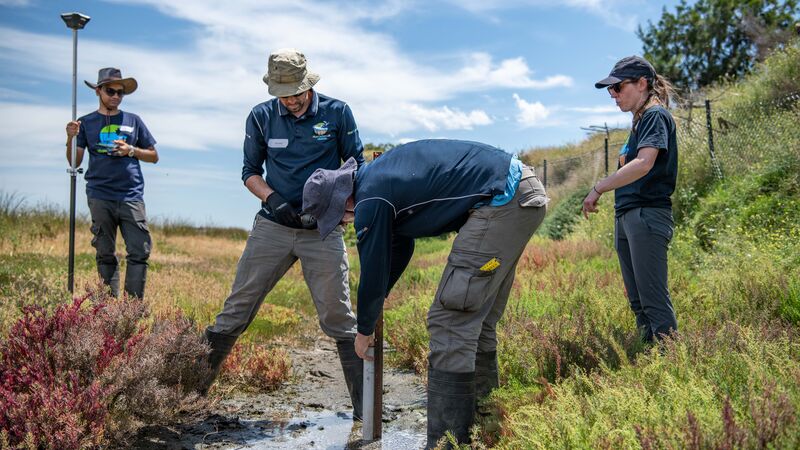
[230,410,426,449]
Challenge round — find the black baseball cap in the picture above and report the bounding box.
[595,56,656,89]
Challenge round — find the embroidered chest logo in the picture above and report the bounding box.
[312,121,332,141]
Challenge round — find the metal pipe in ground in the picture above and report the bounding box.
[363,313,384,441]
[362,346,375,440]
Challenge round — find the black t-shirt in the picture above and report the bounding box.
[614,105,678,216]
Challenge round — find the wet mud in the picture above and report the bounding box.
[133,338,427,449]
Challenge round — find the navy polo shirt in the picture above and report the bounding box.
[76,110,156,202]
[614,105,678,216]
[242,90,365,219]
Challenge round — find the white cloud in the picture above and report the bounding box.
[513,93,551,127]
[454,54,573,90]
[404,104,492,132]
[0,0,30,6]
[511,94,632,130]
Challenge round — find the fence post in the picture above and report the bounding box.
[604,137,609,176]
[542,159,547,188]
[704,99,724,180]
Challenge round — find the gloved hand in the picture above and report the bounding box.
[266,192,302,228]
[300,214,318,230]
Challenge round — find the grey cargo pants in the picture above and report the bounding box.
[209,215,357,340]
[87,198,151,299]
[427,167,547,373]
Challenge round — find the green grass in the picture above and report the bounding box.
[384,42,800,449]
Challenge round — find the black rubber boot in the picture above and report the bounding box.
[426,367,476,449]
[199,328,238,395]
[124,262,147,299]
[336,339,364,421]
[474,350,499,401]
[97,263,120,298]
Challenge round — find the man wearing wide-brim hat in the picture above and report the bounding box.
[200,49,366,421]
[65,67,159,300]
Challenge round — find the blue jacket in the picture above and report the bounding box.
[353,139,512,334]
[242,90,364,218]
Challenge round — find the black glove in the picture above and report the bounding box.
[266,192,302,228]
[300,214,318,230]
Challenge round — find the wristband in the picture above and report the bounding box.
[592,186,601,195]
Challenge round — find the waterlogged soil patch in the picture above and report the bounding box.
[133,337,426,449]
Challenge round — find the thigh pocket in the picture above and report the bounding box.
[90,222,101,248]
[436,250,500,312]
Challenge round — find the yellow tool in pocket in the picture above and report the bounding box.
[479,257,500,272]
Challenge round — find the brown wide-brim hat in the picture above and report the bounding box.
[262,48,320,97]
[84,67,138,94]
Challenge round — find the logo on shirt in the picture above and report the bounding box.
[95,124,127,154]
[312,121,331,141]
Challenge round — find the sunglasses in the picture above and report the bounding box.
[103,87,125,97]
[607,79,636,94]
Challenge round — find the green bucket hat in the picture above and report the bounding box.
[262,49,320,97]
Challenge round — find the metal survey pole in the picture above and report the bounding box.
[61,12,90,293]
[363,312,384,441]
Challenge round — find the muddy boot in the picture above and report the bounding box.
[336,339,364,421]
[426,367,476,449]
[474,350,499,402]
[199,328,238,395]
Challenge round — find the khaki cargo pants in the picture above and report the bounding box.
[428,167,547,373]
[209,215,357,340]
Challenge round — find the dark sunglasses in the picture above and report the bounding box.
[103,87,125,97]
[607,79,636,94]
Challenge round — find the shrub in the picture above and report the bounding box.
[219,342,291,392]
[0,286,210,448]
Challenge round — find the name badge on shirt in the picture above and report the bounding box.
[268,138,289,148]
[119,125,134,133]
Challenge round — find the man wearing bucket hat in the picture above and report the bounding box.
[303,139,548,448]
[64,67,159,299]
[201,49,366,419]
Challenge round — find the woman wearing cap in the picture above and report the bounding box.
[582,55,678,343]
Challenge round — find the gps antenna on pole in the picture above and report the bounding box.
[60,12,90,294]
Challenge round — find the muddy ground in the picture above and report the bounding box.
[133,337,427,449]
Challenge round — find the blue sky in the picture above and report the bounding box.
[0,0,681,229]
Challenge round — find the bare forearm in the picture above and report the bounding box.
[594,147,659,193]
[244,175,275,202]
[595,160,649,192]
[65,140,84,166]
[132,146,159,163]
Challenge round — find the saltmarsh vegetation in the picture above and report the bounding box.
[1,40,797,450]
[384,41,800,448]
[0,196,294,447]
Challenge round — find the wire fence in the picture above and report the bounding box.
[539,92,800,193]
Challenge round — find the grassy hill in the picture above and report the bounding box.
[384,40,800,448]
